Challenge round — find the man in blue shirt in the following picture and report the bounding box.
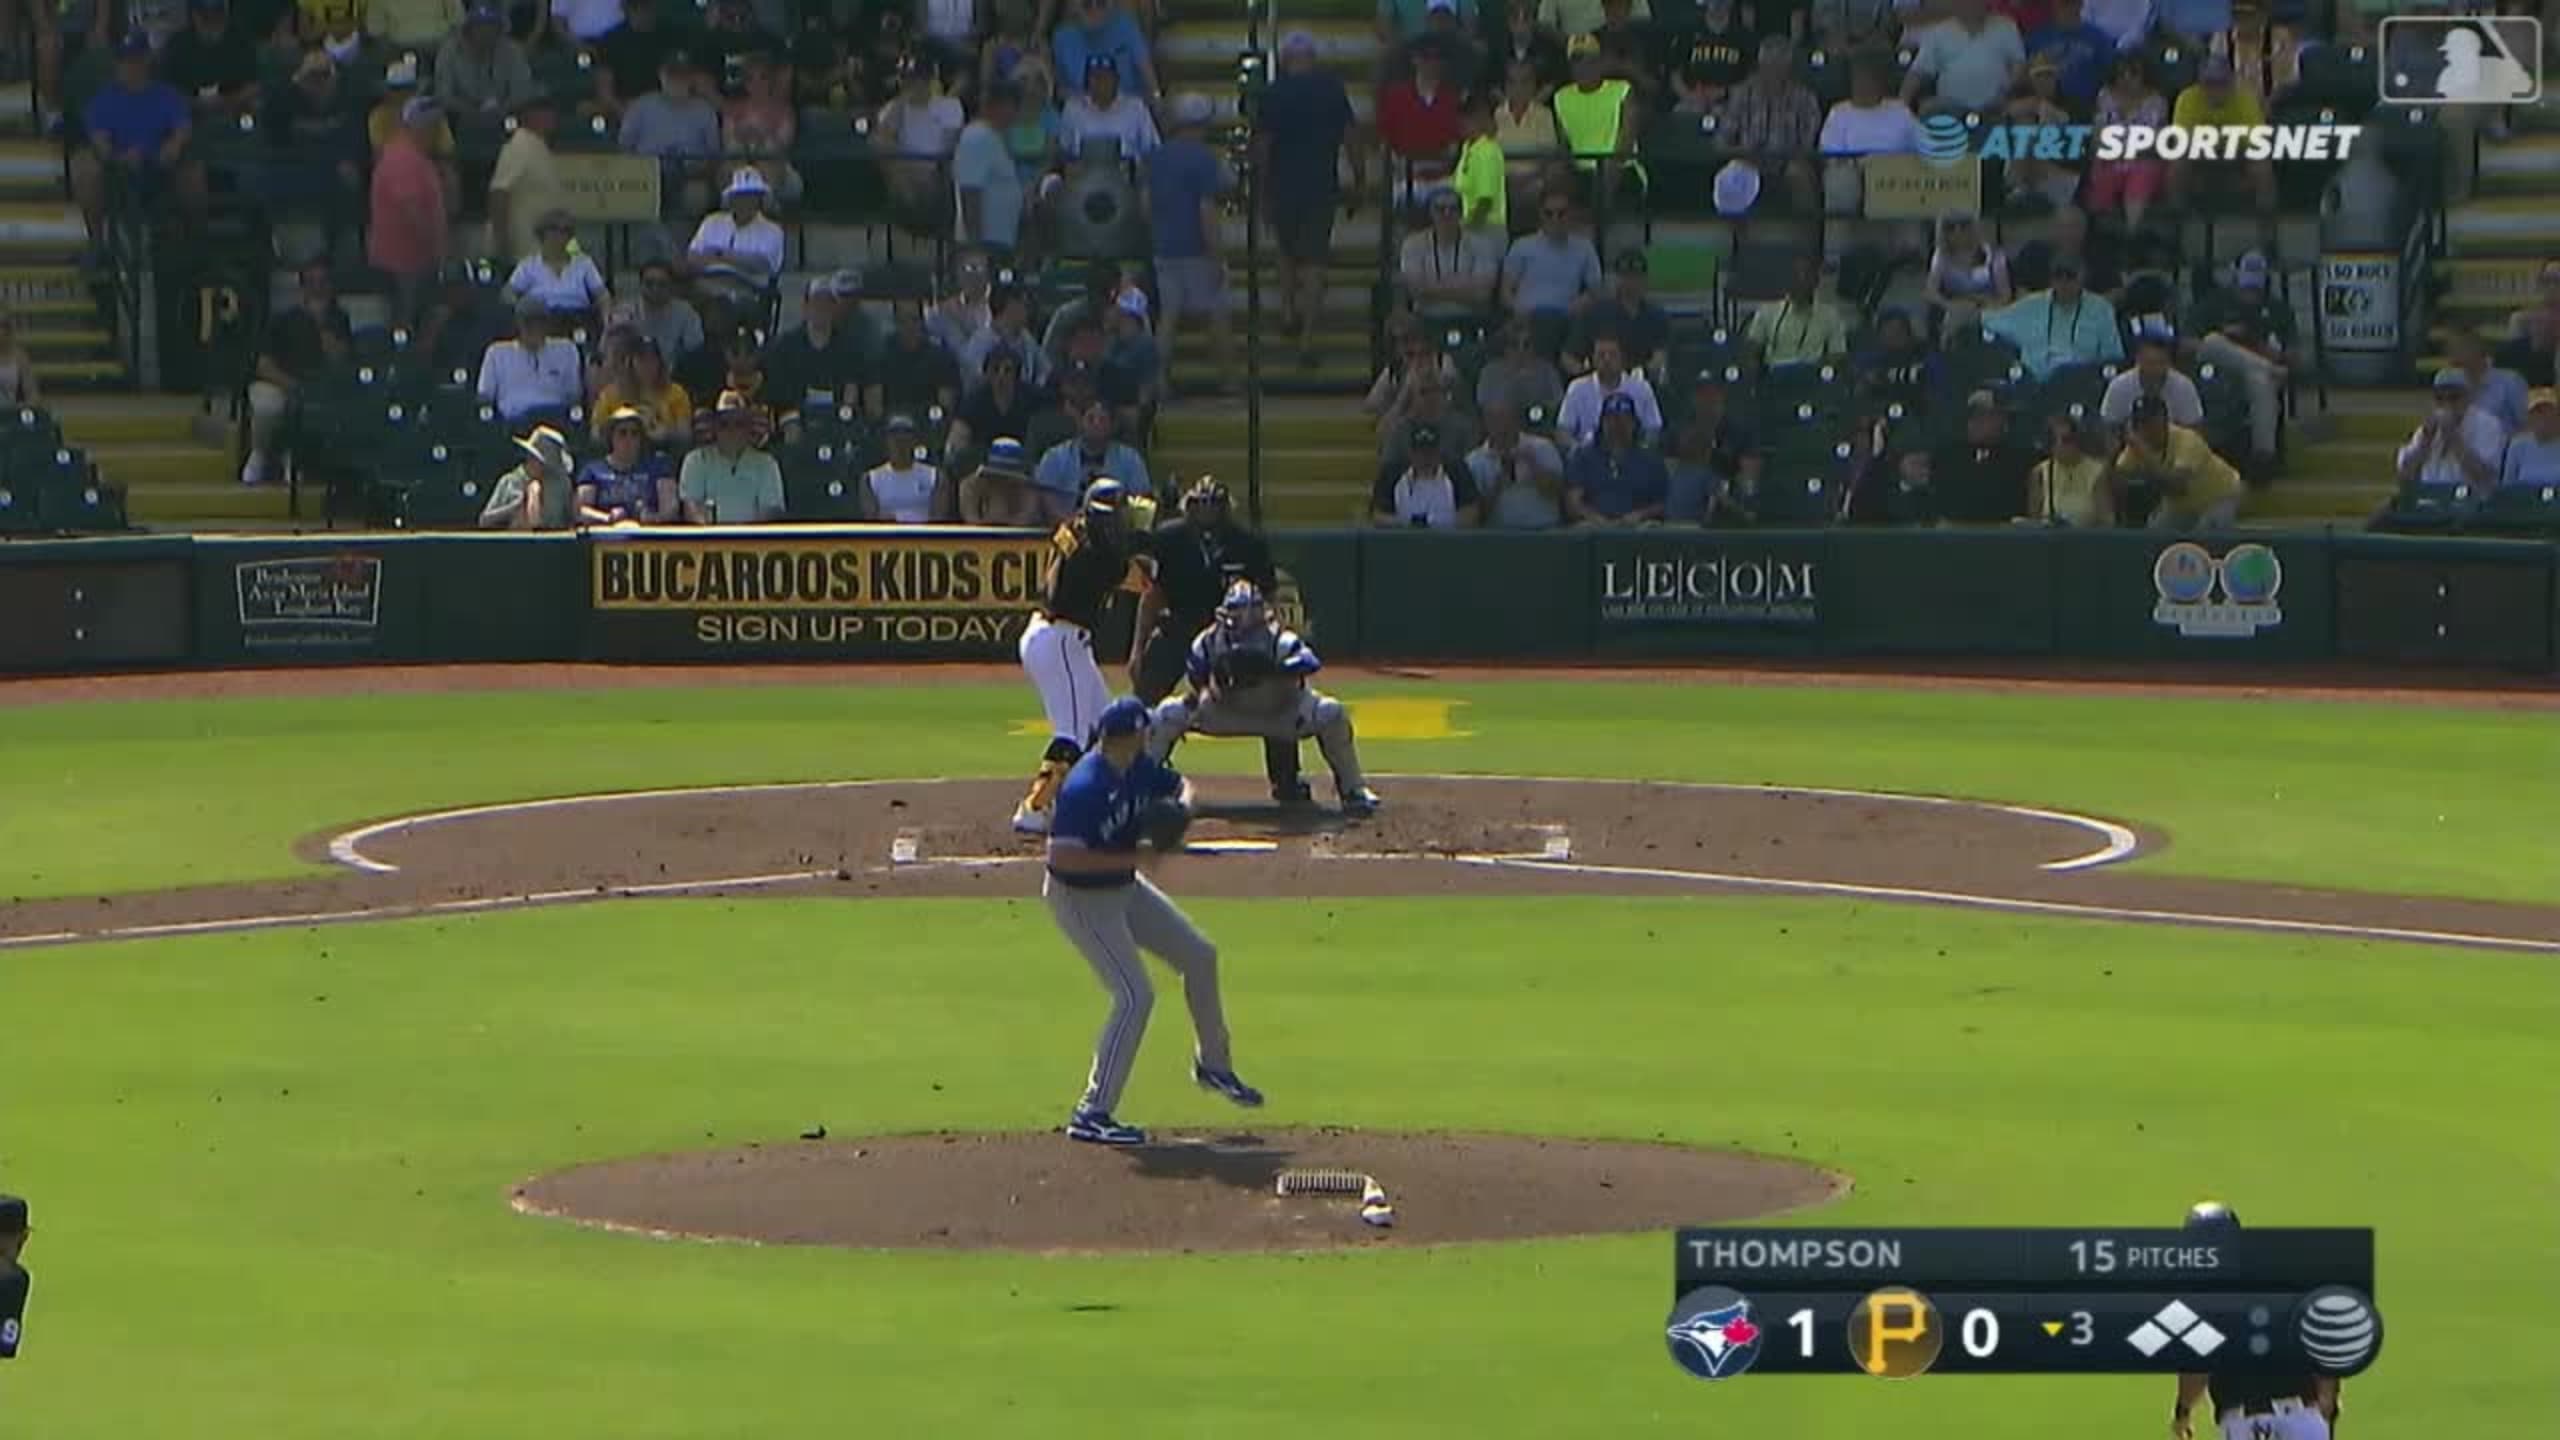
[68,32,205,244]
[2500,389,2560,491]
[1566,391,1669,523]
[1046,697,1262,1146]
[1256,31,1363,360]
[1034,398,1153,521]
[1148,93,1233,394]
[2027,0,2116,107]
[1053,0,1157,97]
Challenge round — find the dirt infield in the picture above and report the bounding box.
[511,1128,1843,1252]
[3,774,2556,952]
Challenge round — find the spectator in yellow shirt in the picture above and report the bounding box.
[2166,55,2274,217]
[2026,413,2114,527]
[2111,394,2243,530]
[1745,253,1851,368]
[1452,92,1508,232]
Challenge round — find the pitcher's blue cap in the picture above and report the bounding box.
[1095,697,1151,738]
[0,1195,27,1232]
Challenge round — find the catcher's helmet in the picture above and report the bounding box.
[2184,1202,2242,1233]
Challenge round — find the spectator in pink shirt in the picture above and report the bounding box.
[368,97,450,325]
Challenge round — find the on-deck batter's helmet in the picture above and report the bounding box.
[1182,475,1230,513]
[1217,579,1267,632]
[1082,476,1126,517]
[2184,1202,2242,1233]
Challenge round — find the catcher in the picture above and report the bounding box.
[2173,1202,2342,1440]
[1145,581,1381,817]
[1045,697,1263,1147]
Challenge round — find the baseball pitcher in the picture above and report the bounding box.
[1046,698,1264,1147]
[0,1194,29,1361]
[1146,581,1381,817]
[2173,1203,2343,1440]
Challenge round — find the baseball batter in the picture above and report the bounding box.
[2173,1203,2342,1440]
[1047,698,1263,1146]
[1013,478,1156,834]
[1147,581,1381,817]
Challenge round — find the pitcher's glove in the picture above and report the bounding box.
[1141,799,1192,852]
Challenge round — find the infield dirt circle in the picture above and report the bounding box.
[7,771,2555,1253]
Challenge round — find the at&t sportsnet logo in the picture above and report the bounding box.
[1917,113,2360,167]
[2153,541,2284,639]
[1666,1286,1766,1381]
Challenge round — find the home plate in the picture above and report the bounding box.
[1185,838,1278,855]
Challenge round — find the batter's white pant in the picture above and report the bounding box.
[1018,613,1112,746]
[2197,334,2283,457]
[1147,687,1367,792]
[2218,1404,2329,1440]
[1044,872,1231,1116]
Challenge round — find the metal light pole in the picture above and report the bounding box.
[1235,6,1269,528]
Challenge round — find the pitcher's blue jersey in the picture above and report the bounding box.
[1049,750,1183,880]
[1185,625,1321,689]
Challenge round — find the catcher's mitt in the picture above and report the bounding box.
[1141,798,1192,851]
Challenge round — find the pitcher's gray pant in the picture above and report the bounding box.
[1044,872,1232,1116]
[1147,687,1368,793]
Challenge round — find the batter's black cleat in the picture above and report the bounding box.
[1271,780,1315,807]
[1193,1064,1265,1108]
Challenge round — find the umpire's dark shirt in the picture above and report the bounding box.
[1152,518,1277,627]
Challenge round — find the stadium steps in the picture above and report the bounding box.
[43,394,267,528]
[0,95,133,395]
[2430,256,2542,343]
[1155,395,1378,525]
[2255,389,2428,522]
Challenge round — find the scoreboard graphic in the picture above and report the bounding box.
[1665,1228,2380,1380]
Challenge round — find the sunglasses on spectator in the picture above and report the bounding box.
[1542,205,1569,218]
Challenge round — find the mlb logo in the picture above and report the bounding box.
[2377,15,2543,106]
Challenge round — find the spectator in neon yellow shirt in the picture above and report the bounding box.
[1452,93,1507,231]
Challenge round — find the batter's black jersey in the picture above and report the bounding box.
[2208,1370,2314,1416]
[0,1263,28,1359]
[1042,519,1152,628]
[1151,519,1277,628]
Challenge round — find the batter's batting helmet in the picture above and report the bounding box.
[1182,476,1231,511]
[1082,477,1127,516]
[2184,1201,2242,1233]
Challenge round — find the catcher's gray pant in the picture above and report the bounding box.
[1146,687,1368,792]
[1045,871,1232,1116]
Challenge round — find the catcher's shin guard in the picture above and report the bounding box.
[1021,737,1084,814]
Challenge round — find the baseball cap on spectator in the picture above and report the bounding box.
[2432,367,2470,395]
[1115,289,1150,319]
[385,55,420,89]
[1600,392,1638,419]
[605,406,648,435]
[1408,421,1443,451]
[982,437,1030,475]
[885,413,920,435]
[723,168,772,201]
[1567,32,1602,59]
[2200,54,2234,83]
[2231,251,2270,290]
[1712,159,1760,216]
[713,390,759,423]
[1966,389,2000,412]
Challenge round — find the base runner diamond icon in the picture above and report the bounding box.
[2183,1320,2227,1357]
[2128,1322,2173,1357]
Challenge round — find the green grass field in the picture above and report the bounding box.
[0,676,2553,1436]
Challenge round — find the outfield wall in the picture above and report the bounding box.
[1,527,2552,673]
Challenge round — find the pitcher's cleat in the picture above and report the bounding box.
[1193,1064,1265,1108]
[1064,1109,1147,1145]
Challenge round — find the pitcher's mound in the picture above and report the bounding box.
[512,1127,1844,1252]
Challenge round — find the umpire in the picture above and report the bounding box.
[0,1194,29,1360]
[1128,478,1307,802]
[2171,1202,2341,1440]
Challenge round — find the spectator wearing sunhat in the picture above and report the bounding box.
[1565,390,1668,524]
[160,0,259,121]
[72,32,202,246]
[680,390,787,523]
[505,209,612,318]
[1373,420,1482,528]
[863,414,956,523]
[960,436,1046,526]
[486,88,562,261]
[2395,369,2508,497]
[687,168,786,315]
[436,5,537,123]
[1061,51,1160,161]
[2116,392,2244,531]
[481,425,579,529]
[477,298,587,422]
[576,407,679,523]
[765,273,870,425]
[369,96,451,322]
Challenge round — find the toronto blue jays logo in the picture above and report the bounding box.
[1665,1286,1766,1382]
